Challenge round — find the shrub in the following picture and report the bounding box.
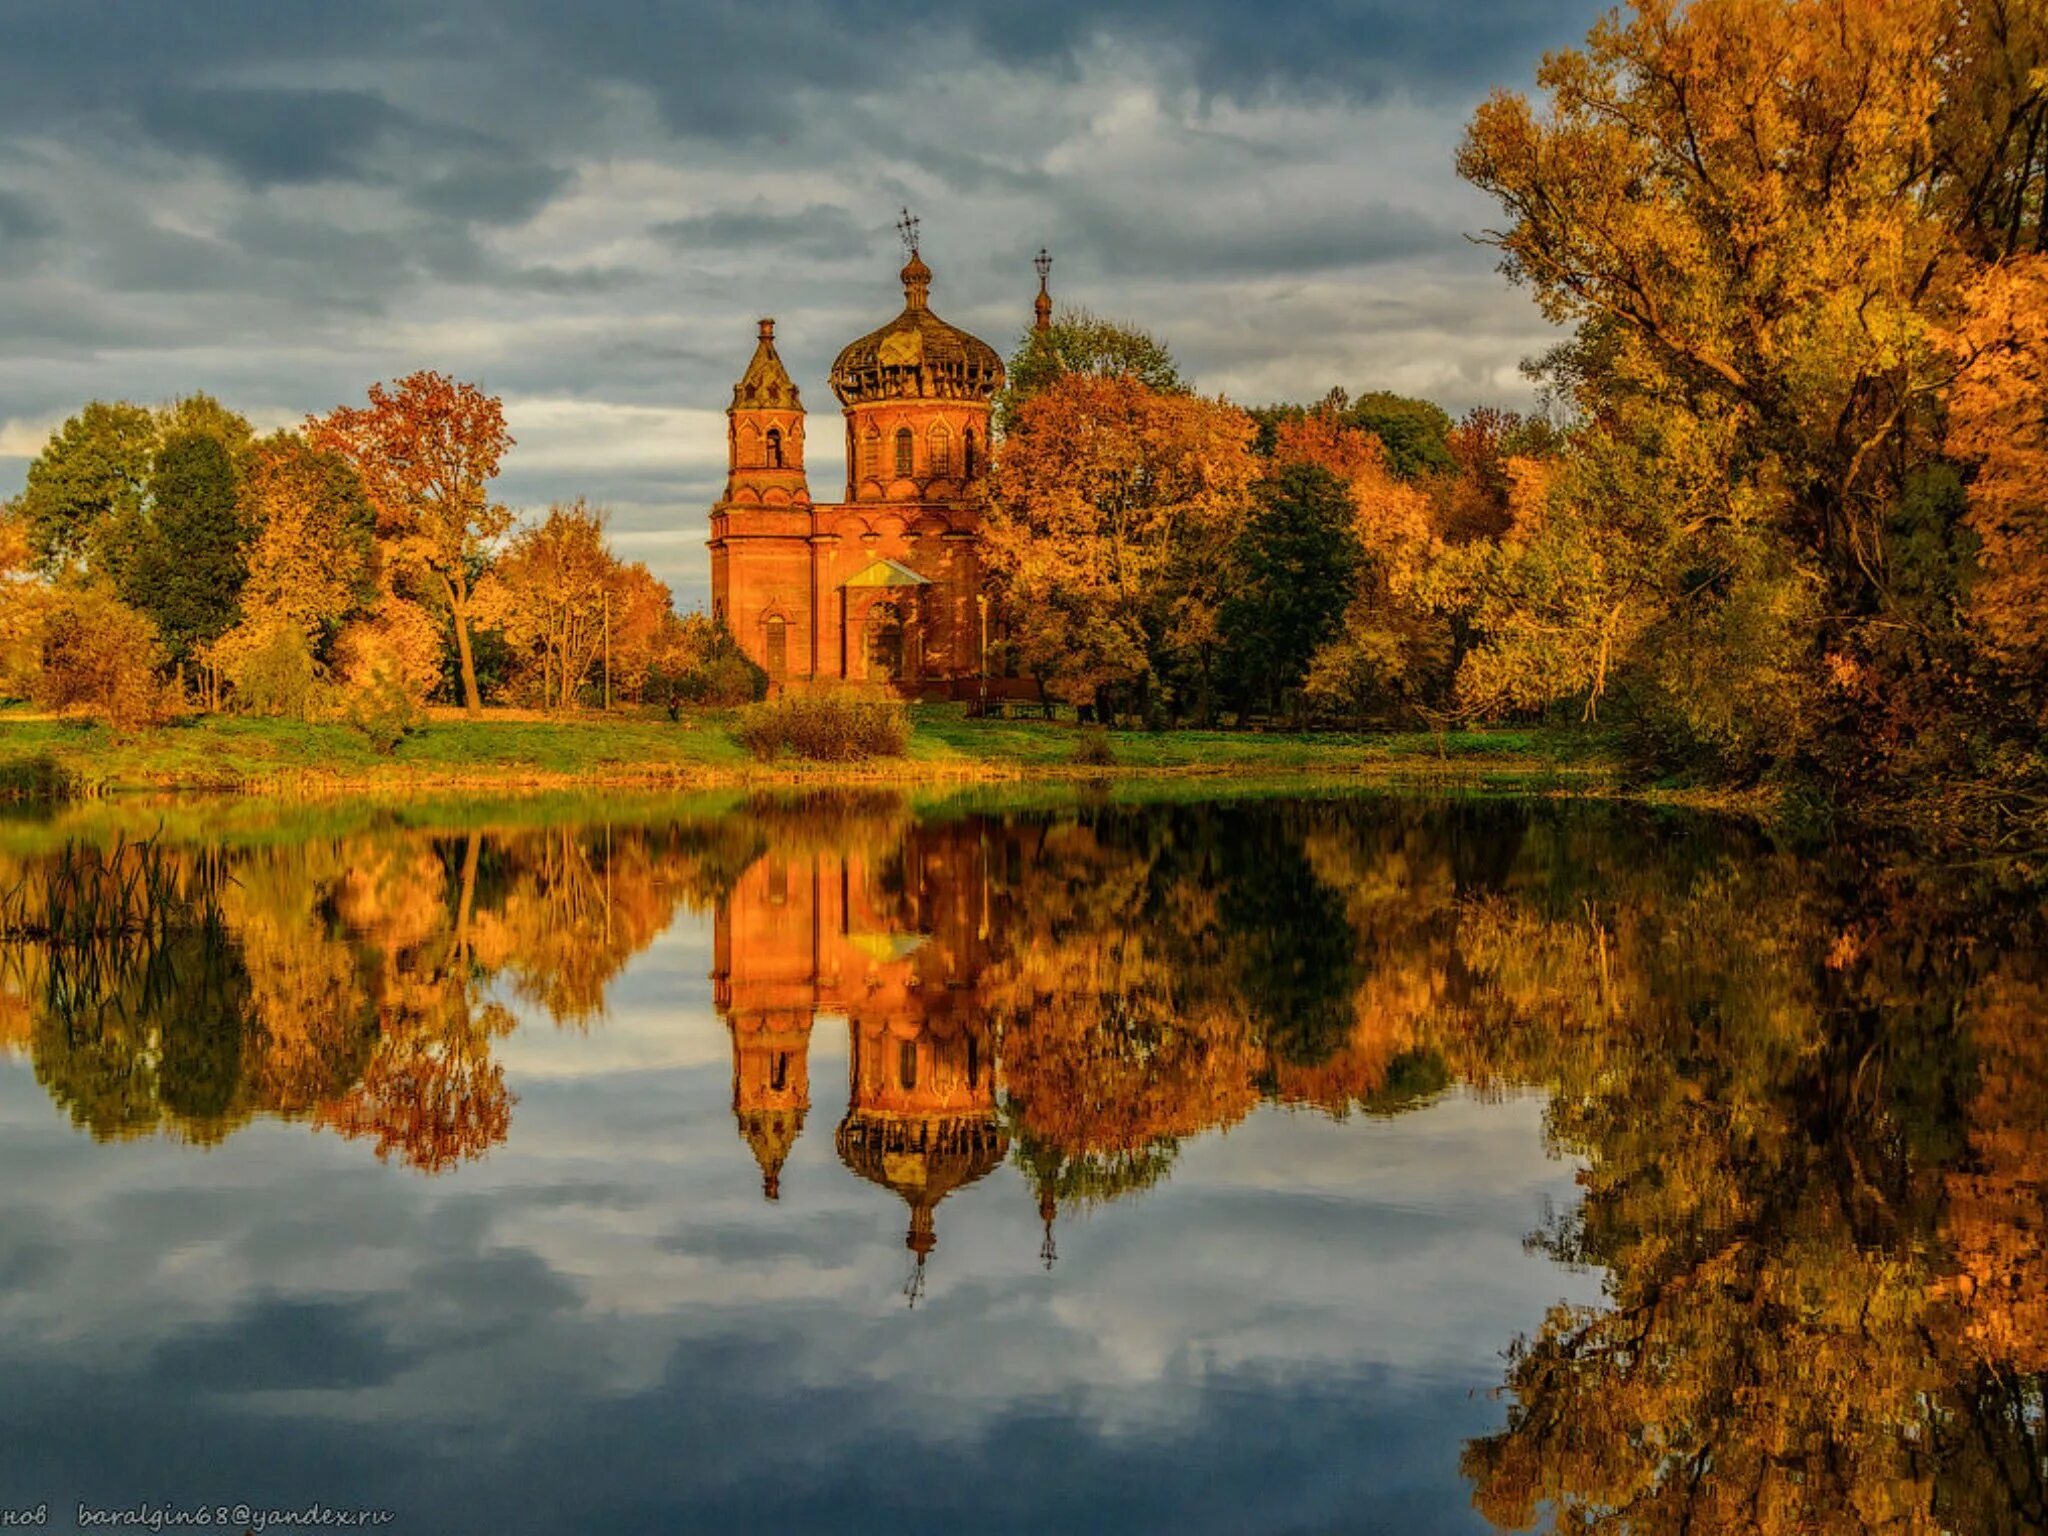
[217,620,324,720]
[33,586,167,733]
[0,753,79,803]
[1072,727,1116,766]
[647,615,768,713]
[734,696,909,762]
[343,666,421,756]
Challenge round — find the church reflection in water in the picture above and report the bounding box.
[714,822,1014,1294]
[7,795,2048,1527]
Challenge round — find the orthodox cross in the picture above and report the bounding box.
[897,207,921,256]
[1034,247,1052,290]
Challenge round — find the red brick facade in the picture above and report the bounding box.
[708,248,1007,696]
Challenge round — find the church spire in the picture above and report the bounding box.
[1033,247,1053,332]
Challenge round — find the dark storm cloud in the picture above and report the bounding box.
[135,87,408,186]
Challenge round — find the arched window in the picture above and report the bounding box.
[963,427,977,479]
[895,427,914,477]
[929,423,952,477]
[897,1040,918,1090]
[770,1052,789,1092]
[863,426,882,480]
[764,614,787,677]
[765,427,782,468]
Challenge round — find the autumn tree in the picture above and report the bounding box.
[31,585,166,731]
[1457,0,2048,791]
[1269,409,1453,722]
[986,373,1258,716]
[474,499,616,709]
[232,432,379,652]
[310,371,514,716]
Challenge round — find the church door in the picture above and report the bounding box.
[866,603,904,682]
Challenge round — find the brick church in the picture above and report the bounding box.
[707,222,1046,696]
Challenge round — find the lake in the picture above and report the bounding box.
[0,789,2041,1534]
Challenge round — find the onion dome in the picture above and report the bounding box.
[829,252,1006,406]
[835,1109,1009,1263]
[733,318,800,409]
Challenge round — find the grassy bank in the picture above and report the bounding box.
[0,703,1634,801]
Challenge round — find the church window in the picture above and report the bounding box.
[929,423,951,477]
[894,427,914,477]
[770,1053,789,1092]
[898,1040,918,1090]
[863,426,882,480]
[764,614,787,677]
[963,427,977,478]
[765,428,782,468]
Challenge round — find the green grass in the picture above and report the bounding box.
[0,703,1628,801]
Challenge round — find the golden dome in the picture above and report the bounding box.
[829,254,1005,407]
[834,1109,1009,1254]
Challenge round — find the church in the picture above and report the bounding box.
[707,219,1048,696]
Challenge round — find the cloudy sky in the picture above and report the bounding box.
[0,0,1603,605]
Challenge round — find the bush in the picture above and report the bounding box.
[33,586,168,733]
[343,666,421,756]
[1072,727,1117,766]
[734,696,909,762]
[219,620,323,720]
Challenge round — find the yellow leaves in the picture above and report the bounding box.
[334,596,443,706]
[987,373,1258,697]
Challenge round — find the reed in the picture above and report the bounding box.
[0,832,227,948]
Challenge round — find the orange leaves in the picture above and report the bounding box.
[307,370,513,546]
[310,371,514,713]
[987,372,1257,701]
[1948,255,2048,699]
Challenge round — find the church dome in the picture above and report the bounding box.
[829,251,1005,407]
[834,1109,1009,1254]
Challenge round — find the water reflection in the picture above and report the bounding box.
[0,792,2043,1530]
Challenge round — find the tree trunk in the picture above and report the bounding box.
[442,571,483,717]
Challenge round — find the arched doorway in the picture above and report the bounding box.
[866,602,905,682]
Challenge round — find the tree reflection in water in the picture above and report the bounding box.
[0,792,2041,1526]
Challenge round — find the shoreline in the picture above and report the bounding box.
[0,706,1766,815]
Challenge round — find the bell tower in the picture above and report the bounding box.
[724,318,809,508]
[710,318,815,674]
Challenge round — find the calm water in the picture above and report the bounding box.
[0,791,2042,1534]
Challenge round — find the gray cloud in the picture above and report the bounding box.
[135,87,408,186]
[0,0,1603,603]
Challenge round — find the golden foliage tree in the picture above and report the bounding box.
[309,371,514,716]
[986,374,1257,711]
